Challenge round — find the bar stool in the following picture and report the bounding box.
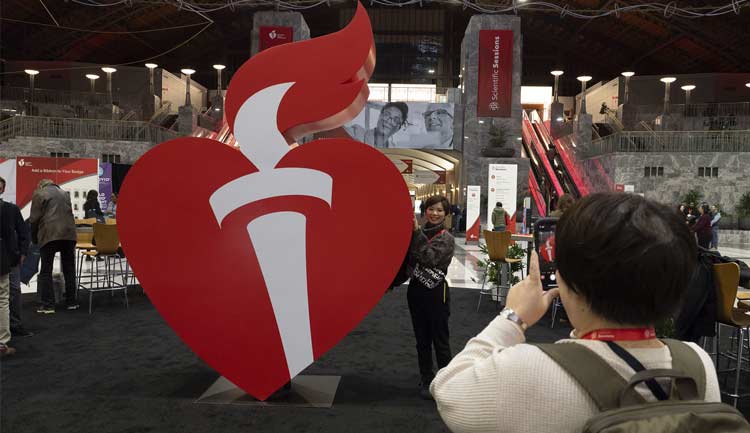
[713,262,750,407]
[476,230,524,311]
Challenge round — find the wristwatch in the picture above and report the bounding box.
[499,308,528,331]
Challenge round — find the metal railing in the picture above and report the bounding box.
[631,102,750,131]
[586,130,750,156]
[2,85,111,106]
[0,115,181,144]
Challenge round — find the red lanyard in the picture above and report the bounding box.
[580,328,656,341]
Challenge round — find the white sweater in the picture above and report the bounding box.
[430,316,721,433]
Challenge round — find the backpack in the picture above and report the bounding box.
[536,340,750,433]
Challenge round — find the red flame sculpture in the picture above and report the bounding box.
[225,4,375,143]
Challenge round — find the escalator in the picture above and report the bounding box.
[521,110,563,216]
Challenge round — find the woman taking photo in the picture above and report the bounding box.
[407,195,455,399]
[431,193,721,433]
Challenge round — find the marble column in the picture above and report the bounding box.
[251,12,311,57]
[460,15,529,222]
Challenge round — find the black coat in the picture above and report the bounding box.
[0,200,30,275]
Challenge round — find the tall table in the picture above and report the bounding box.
[510,233,534,272]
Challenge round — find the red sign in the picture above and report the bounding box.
[402,159,413,174]
[615,184,625,192]
[477,30,513,117]
[119,5,412,402]
[15,157,98,210]
[259,26,294,52]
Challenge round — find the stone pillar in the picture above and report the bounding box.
[460,15,529,224]
[251,12,310,58]
[178,105,197,136]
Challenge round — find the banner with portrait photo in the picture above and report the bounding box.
[344,101,456,149]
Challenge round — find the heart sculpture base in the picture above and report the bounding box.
[195,375,342,408]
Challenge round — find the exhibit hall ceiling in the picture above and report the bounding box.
[2,0,749,94]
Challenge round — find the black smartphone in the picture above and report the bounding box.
[534,218,559,290]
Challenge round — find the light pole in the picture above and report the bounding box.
[101,67,116,105]
[213,64,226,97]
[550,70,563,102]
[660,77,676,115]
[621,71,634,105]
[145,63,157,96]
[85,73,100,96]
[24,69,39,115]
[181,68,195,107]
[576,76,592,115]
[681,85,696,105]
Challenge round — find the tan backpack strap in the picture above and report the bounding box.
[661,339,707,400]
[536,343,644,411]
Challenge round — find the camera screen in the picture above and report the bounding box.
[534,219,558,290]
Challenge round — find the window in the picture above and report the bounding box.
[50,152,70,158]
[644,166,664,177]
[102,154,121,163]
[698,166,719,178]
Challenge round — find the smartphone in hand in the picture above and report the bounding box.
[534,218,559,290]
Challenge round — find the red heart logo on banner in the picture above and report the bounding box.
[118,4,413,401]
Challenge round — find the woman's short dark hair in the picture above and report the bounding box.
[86,190,98,202]
[556,194,575,213]
[424,195,450,214]
[701,204,710,214]
[556,193,696,326]
[382,102,408,125]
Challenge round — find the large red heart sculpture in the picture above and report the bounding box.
[118,4,413,401]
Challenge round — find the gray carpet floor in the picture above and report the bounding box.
[2,286,747,432]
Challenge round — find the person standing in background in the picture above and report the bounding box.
[491,202,508,232]
[83,189,104,223]
[709,205,721,250]
[691,204,713,249]
[1,175,29,355]
[106,192,118,218]
[29,179,79,314]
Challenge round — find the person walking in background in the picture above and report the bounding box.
[29,179,79,314]
[491,202,509,232]
[408,195,455,399]
[549,194,575,218]
[83,189,104,223]
[419,200,426,218]
[710,205,721,250]
[691,204,713,249]
[450,204,461,232]
[1,175,30,355]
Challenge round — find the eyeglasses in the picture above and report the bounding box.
[381,112,404,124]
[424,109,453,118]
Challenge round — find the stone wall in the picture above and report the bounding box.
[601,152,750,212]
[0,137,154,164]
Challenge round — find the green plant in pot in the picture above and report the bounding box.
[738,192,750,231]
[474,242,525,303]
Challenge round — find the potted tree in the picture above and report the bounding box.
[738,193,750,230]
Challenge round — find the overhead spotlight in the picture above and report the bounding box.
[101,67,117,73]
[681,85,696,91]
[213,64,226,70]
[550,70,564,76]
[428,69,435,74]
[181,69,196,75]
[621,71,635,77]
[145,63,158,69]
[577,76,592,82]
[85,74,100,80]
[659,77,676,83]
[24,69,39,75]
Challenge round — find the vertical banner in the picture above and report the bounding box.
[487,164,518,230]
[99,162,113,214]
[259,26,294,52]
[0,158,17,204]
[16,157,99,219]
[477,30,514,117]
[466,185,481,242]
